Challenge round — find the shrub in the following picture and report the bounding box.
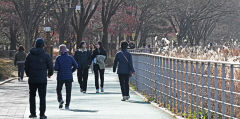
[0,58,15,80]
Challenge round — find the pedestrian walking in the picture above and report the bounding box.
[25,38,54,119]
[91,41,107,93]
[74,41,91,93]
[14,45,27,81]
[113,41,136,101]
[54,44,78,110]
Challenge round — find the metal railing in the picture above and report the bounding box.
[129,52,240,119]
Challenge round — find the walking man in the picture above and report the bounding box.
[74,41,91,93]
[14,45,27,81]
[113,41,136,101]
[55,44,78,109]
[25,38,53,119]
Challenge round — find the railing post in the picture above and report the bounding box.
[163,57,166,107]
[230,64,234,119]
[154,56,157,102]
[207,62,212,119]
[190,61,194,116]
[166,58,169,106]
[169,58,173,111]
[185,60,189,116]
[214,63,219,119]
[221,64,226,119]
[160,57,163,104]
[196,62,200,119]
[181,60,185,114]
[173,59,177,112]
[201,62,206,117]
[177,60,180,112]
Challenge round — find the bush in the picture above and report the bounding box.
[0,58,15,80]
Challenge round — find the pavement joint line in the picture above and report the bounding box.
[129,87,183,119]
[0,77,18,85]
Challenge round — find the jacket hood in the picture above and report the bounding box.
[30,48,45,56]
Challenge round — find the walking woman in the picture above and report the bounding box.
[91,41,107,93]
[14,45,27,81]
[54,44,78,109]
[74,41,92,93]
[113,41,136,101]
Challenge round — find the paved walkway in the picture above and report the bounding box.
[1,69,175,119]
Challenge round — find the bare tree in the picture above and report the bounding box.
[167,0,234,46]
[12,0,56,51]
[52,0,78,44]
[71,0,100,47]
[101,0,124,51]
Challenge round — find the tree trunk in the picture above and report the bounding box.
[102,26,109,52]
[9,25,17,50]
[59,28,66,45]
[24,30,32,52]
[76,30,84,48]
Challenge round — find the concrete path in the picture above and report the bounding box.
[0,69,176,119]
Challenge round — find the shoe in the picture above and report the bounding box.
[80,89,83,92]
[40,115,47,119]
[83,91,86,93]
[18,77,20,82]
[29,114,37,118]
[125,96,130,100]
[101,88,104,92]
[59,100,64,109]
[121,98,126,101]
[96,89,99,93]
[65,106,70,110]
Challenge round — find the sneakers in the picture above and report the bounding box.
[96,89,100,93]
[121,96,130,101]
[80,89,83,92]
[59,100,64,109]
[121,98,126,101]
[101,88,104,92]
[29,114,37,118]
[83,91,86,93]
[65,106,70,110]
[40,115,47,119]
[125,96,130,100]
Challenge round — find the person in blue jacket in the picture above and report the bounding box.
[54,44,78,110]
[113,41,136,101]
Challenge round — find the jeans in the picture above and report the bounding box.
[17,63,25,80]
[56,80,72,107]
[29,83,47,116]
[118,74,130,97]
[93,64,105,89]
[77,68,89,91]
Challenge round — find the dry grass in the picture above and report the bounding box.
[0,58,16,80]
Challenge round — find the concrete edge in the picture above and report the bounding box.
[130,87,184,119]
[0,77,17,85]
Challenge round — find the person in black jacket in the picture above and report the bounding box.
[74,41,91,93]
[91,41,107,93]
[25,38,53,119]
[113,41,136,101]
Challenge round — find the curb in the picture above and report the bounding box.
[130,87,184,119]
[0,77,17,85]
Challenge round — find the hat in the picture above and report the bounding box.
[59,44,69,54]
[35,38,45,48]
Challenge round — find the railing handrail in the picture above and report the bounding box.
[131,52,240,66]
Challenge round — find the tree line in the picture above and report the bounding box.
[0,0,239,54]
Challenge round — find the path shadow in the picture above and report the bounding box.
[87,92,121,95]
[127,100,150,104]
[68,109,98,113]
